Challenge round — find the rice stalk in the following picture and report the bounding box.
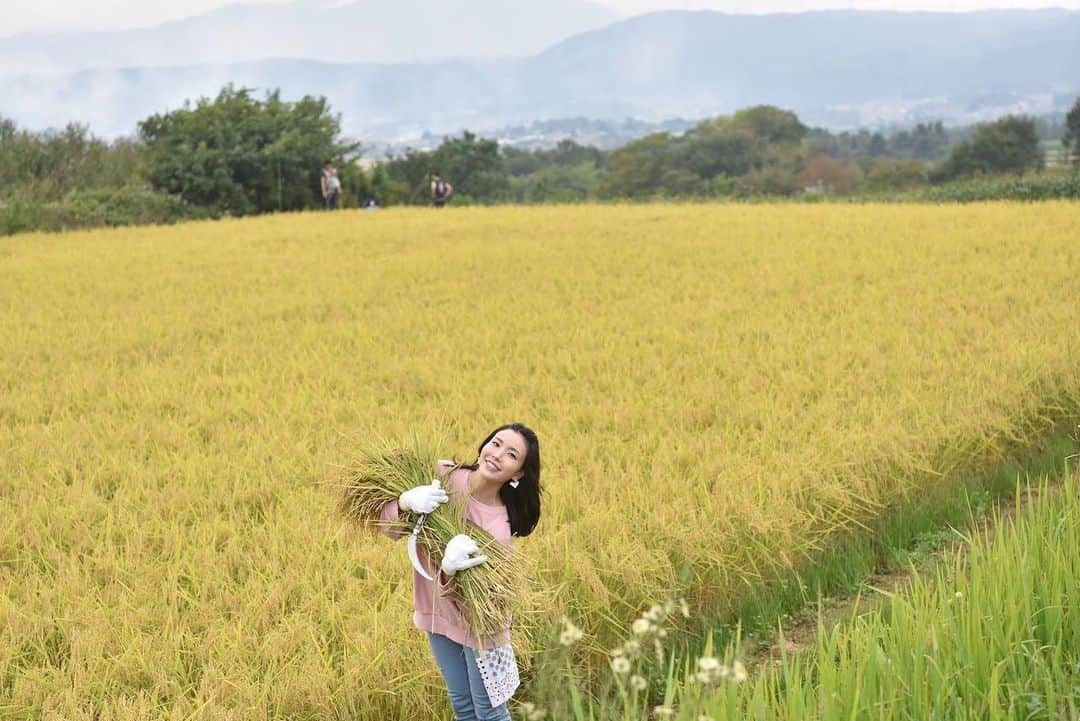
[336,432,529,641]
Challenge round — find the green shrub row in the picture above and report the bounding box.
[914,171,1080,202]
[0,185,204,236]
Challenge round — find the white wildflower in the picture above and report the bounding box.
[731,660,747,683]
[632,618,652,636]
[560,616,584,644]
[630,675,648,691]
[520,701,544,719]
[697,656,720,672]
[654,706,675,718]
[611,656,631,674]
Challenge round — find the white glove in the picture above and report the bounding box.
[440,534,487,576]
[398,481,448,514]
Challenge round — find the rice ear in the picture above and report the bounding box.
[335,434,531,641]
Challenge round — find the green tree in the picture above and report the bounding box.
[735,166,801,197]
[730,105,807,148]
[508,163,600,203]
[368,163,409,205]
[597,106,808,199]
[888,122,949,161]
[864,158,929,192]
[502,146,544,177]
[1063,96,1080,167]
[432,132,508,203]
[545,139,605,168]
[383,132,509,205]
[383,147,438,204]
[0,119,142,201]
[676,118,755,179]
[934,115,1043,181]
[869,132,888,157]
[595,132,674,199]
[138,85,357,215]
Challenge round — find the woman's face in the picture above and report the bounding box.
[475,429,528,485]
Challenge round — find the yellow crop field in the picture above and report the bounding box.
[2,203,1078,720]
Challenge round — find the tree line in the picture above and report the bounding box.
[2,85,1079,234]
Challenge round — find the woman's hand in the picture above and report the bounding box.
[440,534,487,575]
[398,481,448,514]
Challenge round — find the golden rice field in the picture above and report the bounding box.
[2,203,1079,720]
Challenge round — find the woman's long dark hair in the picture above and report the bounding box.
[461,422,542,537]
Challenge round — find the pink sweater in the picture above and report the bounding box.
[380,461,513,649]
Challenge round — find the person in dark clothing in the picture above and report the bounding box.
[430,172,453,208]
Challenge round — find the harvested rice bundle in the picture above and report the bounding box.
[337,434,527,640]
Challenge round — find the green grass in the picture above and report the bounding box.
[715,431,1078,647]
[686,464,1080,721]
[525,432,1080,720]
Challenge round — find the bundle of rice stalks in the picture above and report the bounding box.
[337,433,528,642]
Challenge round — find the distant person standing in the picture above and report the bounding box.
[430,171,453,208]
[321,161,343,209]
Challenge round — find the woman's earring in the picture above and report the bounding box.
[508,478,520,489]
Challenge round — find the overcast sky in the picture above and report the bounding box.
[1,0,1077,36]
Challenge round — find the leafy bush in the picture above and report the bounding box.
[917,172,1080,202]
[0,185,203,235]
[139,86,357,215]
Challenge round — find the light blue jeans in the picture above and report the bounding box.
[427,632,511,721]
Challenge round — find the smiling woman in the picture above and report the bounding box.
[376,423,543,721]
[461,424,544,537]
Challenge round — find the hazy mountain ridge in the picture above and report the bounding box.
[0,0,621,71]
[1,9,1077,140]
[515,9,1080,122]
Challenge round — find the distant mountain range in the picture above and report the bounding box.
[0,0,621,70]
[2,8,1078,141]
